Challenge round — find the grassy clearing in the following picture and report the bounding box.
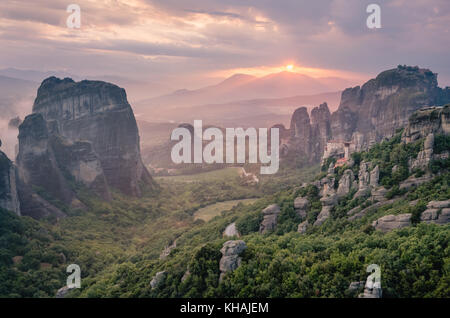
[155,167,241,183]
[193,198,260,222]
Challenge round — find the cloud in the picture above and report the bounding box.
[0,0,448,89]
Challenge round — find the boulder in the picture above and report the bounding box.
[421,201,450,224]
[358,285,382,298]
[181,270,191,283]
[259,204,281,234]
[427,200,450,209]
[150,271,167,289]
[372,214,411,232]
[56,286,76,298]
[297,220,309,234]
[294,197,309,219]
[370,165,380,188]
[354,162,371,199]
[337,169,354,197]
[320,193,338,206]
[348,199,396,221]
[320,177,336,197]
[358,162,370,188]
[219,240,247,281]
[0,151,21,215]
[399,175,433,190]
[371,187,388,202]
[314,205,332,226]
[409,133,434,171]
[160,239,177,260]
[223,222,240,237]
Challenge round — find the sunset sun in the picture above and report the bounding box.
[286,64,294,71]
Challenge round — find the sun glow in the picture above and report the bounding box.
[286,64,294,71]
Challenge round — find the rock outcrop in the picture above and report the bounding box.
[372,214,411,232]
[402,105,450,143]
[219,240,247,281]
[223,222,240,237]
[55,286,76,298]
[354,162,371,199]
[420,200,450,224]
[160,239,177,260]
[399,174,433,191]
[15,77,155,217]
[297,220,309,234]
[30,77,154,196]
[358,280,382,298]
[150,271,167,289]
[294,197,309,219]
[336,169,354,197]
[0,150,20,215]
[403,105,450,172]
[259,204,281,234]
[280,67,450,166]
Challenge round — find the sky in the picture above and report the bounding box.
[0,0,449,92]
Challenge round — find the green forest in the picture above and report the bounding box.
[0,132,449,298]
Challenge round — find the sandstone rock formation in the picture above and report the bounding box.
[402,105,450,143]
[219,240,247,281]
[150,271,167,289]
[372,214,411,233]
[31,77,154,196]
[160,239,177,260]
[358,280,382,298]
[15,77,155,217]
[399,174,433,191]
[420,200,450,224]
[332,66,448,143]
[55,285,76,298]
[370,165,380,188]
[181,269,191,283]
[314,205,333,227]
[337,169,354,197]
[0,150,20,215]
[259,204,281,234]
[223,222,240,237]
[294,196,309,219]
[348,199,396,221]
[297,220,309,234]
[280,67,450,166]
[354,162,371,199]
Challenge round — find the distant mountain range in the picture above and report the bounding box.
[0,68,350,128]
[133,71,350,127]
[138,71,353,108]
[136,91,341,128]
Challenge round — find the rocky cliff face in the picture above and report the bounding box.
[333,66,448,143]
[281,66,450,164]
[16,77,155,218]
[402,105,450,142]
[283,103,332,163]
[0,149,20,215]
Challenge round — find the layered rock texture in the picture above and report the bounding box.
[259,204,281,234]
[0,149,20,215]
[219,240,247,281]
[293,103,449,231]
[420,200,450,224]
[16,77,155,218]
[372,214,412,233]
[150,271,167,289]
[280,66,450,165]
